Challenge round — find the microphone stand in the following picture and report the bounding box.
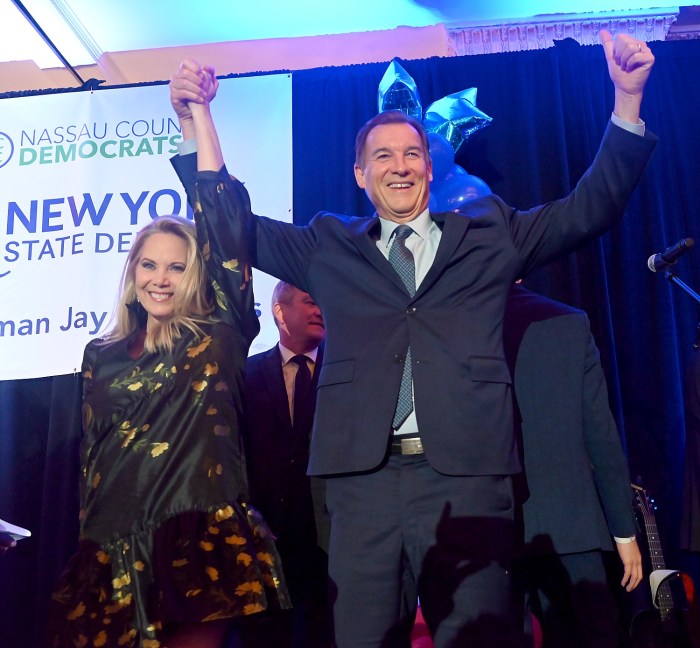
[664,269,700,309]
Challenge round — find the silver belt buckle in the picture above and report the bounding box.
[400,437,424,455]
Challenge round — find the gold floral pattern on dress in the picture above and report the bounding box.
[111,365,175,394]
[204,362,219,376]
[201,239,211,261]
[222,259,240,272]
[203,456,224,480]
[237,553,253,567]
[235,581,263,596]
[186,336,212,358]
[66,601,86,620]
[211,279,228,312]
[118,629,137,645]
[149,443,169,458]
[112,573,131,589]
[215,505,234,522]
[52,503,290,647]
[205,463,223,479]
[213,424,230,436]
[243,603,265,616]
[117,421,154,451]
[104,594,132,614]
[191,380,208,392]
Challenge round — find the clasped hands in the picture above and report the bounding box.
[170,59,219,122]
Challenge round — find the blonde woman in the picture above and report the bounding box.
[50,69,289,648]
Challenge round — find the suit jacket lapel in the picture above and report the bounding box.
[348,216,414,295]
[417,211,472,296]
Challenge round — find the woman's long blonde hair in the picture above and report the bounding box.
[105,215,215,353]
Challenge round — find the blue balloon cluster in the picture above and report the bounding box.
[427,132,491,212]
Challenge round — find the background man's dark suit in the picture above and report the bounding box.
[236,283,330,647]
[503,284,638,648]
[244,344,328,565]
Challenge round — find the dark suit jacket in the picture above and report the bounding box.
[243,344,328,595]
[503,285,637,555]
[173,122,656,478]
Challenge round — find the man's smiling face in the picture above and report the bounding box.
[354,122,433,223]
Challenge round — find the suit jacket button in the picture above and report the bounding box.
[407,306,417,314]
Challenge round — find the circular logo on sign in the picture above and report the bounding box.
[0,131,14,169]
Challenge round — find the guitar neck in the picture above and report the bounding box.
[632,484,674,619]
[645,517,666,572]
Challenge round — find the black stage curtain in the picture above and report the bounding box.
[2,38,699,646]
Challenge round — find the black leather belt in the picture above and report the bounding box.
[390,434,424,455]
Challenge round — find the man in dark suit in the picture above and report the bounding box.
[503,284,642,648]
[170,31,655,647]
[237,280,330,647]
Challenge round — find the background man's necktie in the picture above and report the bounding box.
[388,225,416,429]
[291,354,312,434]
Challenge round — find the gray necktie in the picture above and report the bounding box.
[388,225,415,429]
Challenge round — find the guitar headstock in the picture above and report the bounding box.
[632,482,658,517]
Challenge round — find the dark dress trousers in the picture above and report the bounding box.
[173,122,656,647]
[503,284,637,648]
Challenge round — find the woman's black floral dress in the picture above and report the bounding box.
[50,170,290,647]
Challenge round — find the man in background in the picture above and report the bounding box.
[237,281,330,648]
[503,284,642,648]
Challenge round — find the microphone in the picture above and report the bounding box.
[647,238,695,272]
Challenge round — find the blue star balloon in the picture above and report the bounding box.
[423,88,492,155]
[378,60,422,120]
[377,60,492,154]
